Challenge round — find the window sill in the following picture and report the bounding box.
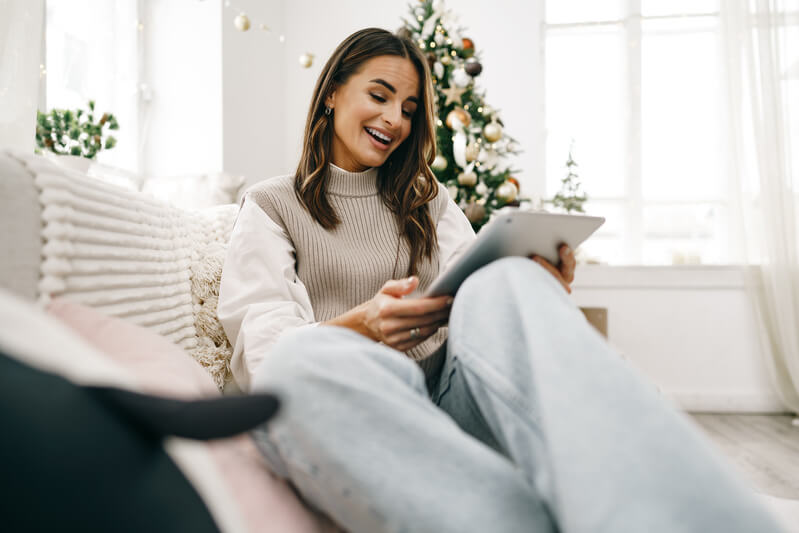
[572,264,748,290]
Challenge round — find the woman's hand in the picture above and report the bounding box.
[530,244,576,294]
[324,277,452,352]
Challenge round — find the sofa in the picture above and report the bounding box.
[0,150,342,532]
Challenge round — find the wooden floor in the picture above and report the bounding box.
[690,414,799,500]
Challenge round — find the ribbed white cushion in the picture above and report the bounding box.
[18,153,238,352]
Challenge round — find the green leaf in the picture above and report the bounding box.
[70,146,82,156]
[88,100,95,111]
[105,136,116,149]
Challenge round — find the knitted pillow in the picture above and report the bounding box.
[21,152,238,386]
[190,241,235,389]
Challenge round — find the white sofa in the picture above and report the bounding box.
[1,150,239,389]
[0,149,350,531]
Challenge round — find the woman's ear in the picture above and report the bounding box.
[325,91,336,110]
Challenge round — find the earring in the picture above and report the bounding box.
[325,106,332,116]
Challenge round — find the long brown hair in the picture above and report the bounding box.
[294,27,439,276]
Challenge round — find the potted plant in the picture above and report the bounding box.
[35,100,119,166]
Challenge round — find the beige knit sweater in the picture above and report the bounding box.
[245,165,450,379]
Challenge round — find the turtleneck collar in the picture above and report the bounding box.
[326,163,379,197]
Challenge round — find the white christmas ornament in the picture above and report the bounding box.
[452,68,471,88]
[475,182,488,195]
[431,154,448,171]
[298,53,314,68]
[478,148,499,170]
[483,121,503,142]
[452,131,468,168]
[434,62,444,79]
[457,171,478,187]
[496,181,519,202]
[448,185,459,200]
[434,33,445,46]
[234,13,251,31]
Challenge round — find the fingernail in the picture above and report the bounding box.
[563,246,571,254]
[446,297,454,305]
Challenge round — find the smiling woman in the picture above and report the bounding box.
[325,56,419,171]
[216,26,781,533]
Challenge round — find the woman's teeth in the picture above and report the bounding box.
[365,127,391,145]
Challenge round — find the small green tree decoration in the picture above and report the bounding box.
[550,142,587,214]
[35,100,119,159]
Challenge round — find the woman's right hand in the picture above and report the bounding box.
[324,276,452,352]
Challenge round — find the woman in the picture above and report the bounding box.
[218,28,781,533]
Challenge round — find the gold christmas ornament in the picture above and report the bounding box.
[298,53,314,68]
[483,121,503,143]
[465,141,480,162]
[464,202,486,224]
[457,171,477,187]
[445,107,471,129]
[447,185,459,200]
[234,13,251,32]
[431,155,448,171]
[440,54,453,66]
[496,181,519,203]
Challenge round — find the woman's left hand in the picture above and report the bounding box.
[530,244,576,294]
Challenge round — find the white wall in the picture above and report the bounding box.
[572,266,784,412]
[221,0,286,187]
[0,0,44,152]
[142,0,222,176]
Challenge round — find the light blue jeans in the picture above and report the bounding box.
[251,258,782,533]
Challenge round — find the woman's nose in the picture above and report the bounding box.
[383,104,402,127]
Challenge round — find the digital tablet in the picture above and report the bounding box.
[424,210,605,297]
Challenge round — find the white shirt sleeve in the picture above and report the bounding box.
[217,198,317,392]
[436,194,476,275]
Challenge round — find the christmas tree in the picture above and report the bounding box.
[549,142,588,214]
[400,0,522,230]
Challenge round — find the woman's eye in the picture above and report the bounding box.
[370,93,386,103]
[402,109,413,118]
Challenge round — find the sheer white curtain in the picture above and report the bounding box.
[723,0,799,413]
[0,0,45,151]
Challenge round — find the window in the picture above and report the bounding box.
[45,0,140,173]
[545,1,727,265]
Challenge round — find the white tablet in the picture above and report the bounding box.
[424,210,605,297]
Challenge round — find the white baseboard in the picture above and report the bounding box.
[668,392,788,413]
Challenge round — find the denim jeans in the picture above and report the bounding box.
[251,258,782,533]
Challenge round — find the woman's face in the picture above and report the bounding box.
[326,55,420,172]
